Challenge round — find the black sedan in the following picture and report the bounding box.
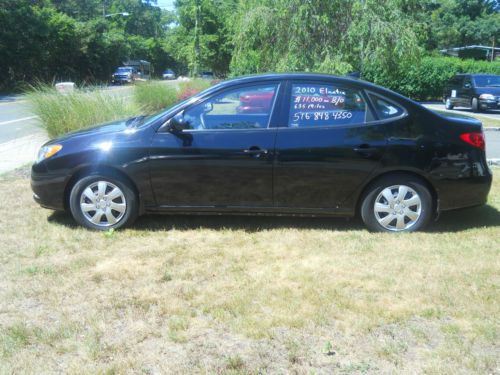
[31,73,492,232]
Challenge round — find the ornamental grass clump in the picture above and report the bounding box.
[27,85,138,138]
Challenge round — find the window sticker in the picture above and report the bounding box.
[289,84,365,127]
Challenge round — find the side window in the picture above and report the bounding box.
[369,94,406,120]
[288,83,367,127]
[183,84,278,130]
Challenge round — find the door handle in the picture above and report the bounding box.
[353,145,377,153]
[243,147,268,154]
[243,147,268,157]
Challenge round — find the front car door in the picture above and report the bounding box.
[273,79,389,215]
[149,81,282,209]
[460,75,474,107]
[448,75,463,107]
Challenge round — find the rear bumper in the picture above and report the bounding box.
[436,173,492,212]
[31,163,68,211]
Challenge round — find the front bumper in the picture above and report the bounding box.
[479,98,500,110]
[112,76,133,84]
[31,163,68,211]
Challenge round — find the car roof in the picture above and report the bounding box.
[217,73,392,94]
[200,72,418,108]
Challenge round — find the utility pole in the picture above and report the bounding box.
[492,37,496,62]
[193,0,201,77]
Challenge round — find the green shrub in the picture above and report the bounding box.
[27,86,139,138]
[133,80,179,113]
[133,79,213,113]
[365,56,500,101]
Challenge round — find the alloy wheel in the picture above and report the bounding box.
[79,181,127,227]
[373,185,422,231]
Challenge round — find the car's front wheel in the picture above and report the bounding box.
[471,97,480,112]
[69,175,138,230]
[445,97,454,110]
[360,176,432,232]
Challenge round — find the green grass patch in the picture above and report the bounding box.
[133,80,179,113]
[27,85,139,138]
[133,79,213,114]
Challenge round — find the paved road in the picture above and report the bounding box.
[0,90,499,174]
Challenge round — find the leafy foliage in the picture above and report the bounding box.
[0,0,176,90]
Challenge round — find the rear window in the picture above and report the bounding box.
[288,83,367,127]
[369,94,406,120]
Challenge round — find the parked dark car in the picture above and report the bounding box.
[236,88,275,113]
[111,66,139,84]
[200,71,214,80]
[162,69,176,80]
[31,73,492,232]
[443,74,500,112]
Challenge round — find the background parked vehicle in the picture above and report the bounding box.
[111,67,139,84]
[443,74,500,112]
[236,88,275,113]
[162,69,176,80]
[200,71,214,80]
[31,73,492,233]
[111,60,151,84]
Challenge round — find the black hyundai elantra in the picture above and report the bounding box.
[31,73,492,232]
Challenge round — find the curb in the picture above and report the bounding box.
[484,127,500,131]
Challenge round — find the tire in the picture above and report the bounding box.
[445,97,454,110]
[360,175,433,233]
[471,97,480,112]
[69,174,138,230]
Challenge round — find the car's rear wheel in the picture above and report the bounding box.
[360,176,432,232]
[445,97,454,110]
[471,97,480,112]
[69,175,138,230]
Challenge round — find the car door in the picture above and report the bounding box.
[460,75,474,107]
[448,75,462,106]
[273,80,387,213]
[149,81,282,209]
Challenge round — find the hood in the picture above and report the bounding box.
[50,117,137,144]
[475,87,500,96]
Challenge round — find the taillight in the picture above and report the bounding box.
[460,132,485,150]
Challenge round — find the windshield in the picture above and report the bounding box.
[117,67,133,72]
[473,75,500,87]
[137,83,221,128]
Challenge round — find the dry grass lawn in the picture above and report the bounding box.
[0,168,499,374]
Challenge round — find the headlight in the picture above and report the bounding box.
[479,94,495,100]
[36,144,62,163]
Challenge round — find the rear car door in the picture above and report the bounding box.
[273,80,387,213]
[149,81,282,209]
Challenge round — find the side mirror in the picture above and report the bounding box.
[167,113,189,133]
[203,102,213,112]
[464,83,471,89]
